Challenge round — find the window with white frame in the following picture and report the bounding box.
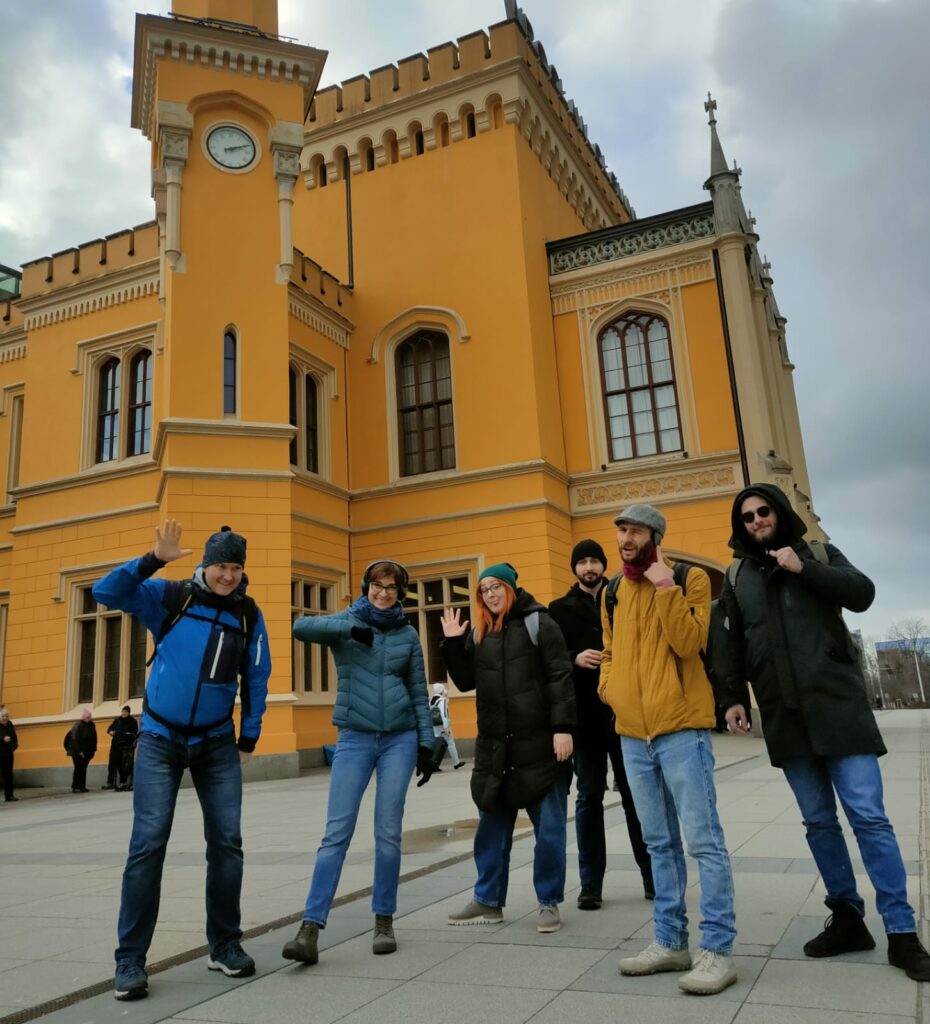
[291,579,336,696]
[73,584,148,705]
[5,391,24,503]
[288,365,320,474]
[395,330,456,477]
[402,573,471,685]
[89,348,153,466]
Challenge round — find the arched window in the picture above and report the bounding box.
[223,330,237,414]
[395,331,455,476]
[598,312,682,461]
[305,374,319,474]
[96,357,120,462]
[288,363,321,474]
[414,129,425,155]
[127,350,152,456]
[465,111,477,138]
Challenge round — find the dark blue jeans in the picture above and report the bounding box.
[574,729,651,890]
[116,731,243,966]
[473,779,568,908]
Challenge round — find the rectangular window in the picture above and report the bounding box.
[223,332,237,415]
[291,579,336,697]
[0,602,7,702]
[73,584,149,706]
[5,393,24,503]
[403,573,471,685]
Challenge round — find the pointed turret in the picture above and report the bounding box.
[703,93,746,235]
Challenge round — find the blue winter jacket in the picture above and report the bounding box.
[92,553,271,750]
[293,609,433,747]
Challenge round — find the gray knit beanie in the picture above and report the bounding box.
[613,503,667,544]
[203,526,247,567]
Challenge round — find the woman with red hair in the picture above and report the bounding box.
[441,563,575,933]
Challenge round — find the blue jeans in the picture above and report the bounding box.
[574,729,651,890]
[304,728,417,925]
[116,731,242,966]
[622,730,736,953]
[781,753,915,933]
[473,779,568,908]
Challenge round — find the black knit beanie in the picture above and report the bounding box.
[203,526,247,567]
[571,539,607,571]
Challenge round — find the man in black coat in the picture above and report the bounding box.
[64,709,98,793]
[104,706,139,791]
[715,483,930,982]
[548,540,652,909]
[0,707,18,802]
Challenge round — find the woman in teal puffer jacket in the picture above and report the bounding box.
[282,560,435,966]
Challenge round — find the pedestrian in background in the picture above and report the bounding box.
[430,683,465,769]
[104,706,139,791]
[64,709,97,793]
[0,708,18,802]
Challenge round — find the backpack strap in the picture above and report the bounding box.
[146,579,196,667]
[525,610,539,648]
[725,558,744,589]
[807,539,829,566]
[672,562,690,594]
[603,573,622,625]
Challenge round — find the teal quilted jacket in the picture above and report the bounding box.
[293,610,433,746]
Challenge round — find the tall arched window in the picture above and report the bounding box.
[127,351,152,456]
[305,374,319,474]
[396,331,455,476]
[288,363,322,474]
[223,331,237,414]
[96,357,120,462]
[598,312,682,461]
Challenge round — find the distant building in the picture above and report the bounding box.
[875,638,930,706]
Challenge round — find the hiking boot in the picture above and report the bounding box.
[448,899,503,925]
[282,921,319,964]
[678,948,738,994]
[373,914,397,955]
[888,932,930,981]
[577,886,602,911]
[207,942,255,977]
[804,901,875,958]
[537,904,561,933]
[114,962,148,1001]
[618,941,692,976]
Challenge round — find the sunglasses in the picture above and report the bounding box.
[740,506,772,523]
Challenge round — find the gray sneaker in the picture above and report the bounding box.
[448,899,503,925]
[618,941,692,976]
[678,949,737,995]
[537,904,561,933]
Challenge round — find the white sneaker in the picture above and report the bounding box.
[678,948,737,994]
[537,904,561,933]
[618,941,692,976]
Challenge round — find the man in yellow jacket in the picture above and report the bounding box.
[599,503,737,995]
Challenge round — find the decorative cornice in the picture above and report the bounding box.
[352,458,571,502]
[287,284,353,348]
[16,260,160,331]
[153,417,296,462]
[131,14,328,139]
[547,204,716,276]
[351,497,570,534]
[10,504,159,538]
[0,328,26,363]
[9,461,158,503]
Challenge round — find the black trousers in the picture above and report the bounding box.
[71,755,90,791]
[0,755,13,801]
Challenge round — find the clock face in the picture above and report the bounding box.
[206,125,257,170]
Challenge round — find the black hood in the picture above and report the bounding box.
[729,482,808,558]
[507,588,547,619]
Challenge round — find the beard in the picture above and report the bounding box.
[620,539,655,566]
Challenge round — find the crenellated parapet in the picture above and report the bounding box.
[287,248,355,349]
[302,17,634,231]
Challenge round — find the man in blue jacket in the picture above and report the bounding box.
[94,520,271,1001]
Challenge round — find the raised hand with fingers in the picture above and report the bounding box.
[154,519,193,563]
[440,607,469,637]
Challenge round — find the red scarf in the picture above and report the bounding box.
[621,542,658,582]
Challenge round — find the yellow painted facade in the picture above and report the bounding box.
[0,0,819,776]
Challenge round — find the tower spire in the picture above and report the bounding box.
[703,93,744,235]
[704,92,730,178]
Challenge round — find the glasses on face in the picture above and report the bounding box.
[369,581,399,596]
[478,582,505,597]
[740,505,772,524]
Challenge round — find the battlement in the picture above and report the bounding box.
[288,247,354,324]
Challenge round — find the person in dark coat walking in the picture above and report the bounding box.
[715,483,930,982]
[104,706,139,791]
[441,563,575,934]
[64,708,98,792]
[0,708,18,802]
[548,540,652,908]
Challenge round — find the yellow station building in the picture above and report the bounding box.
[0,0,820,779]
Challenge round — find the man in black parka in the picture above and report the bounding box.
[715,483,930,982]
[548,540,652,909]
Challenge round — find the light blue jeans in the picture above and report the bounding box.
[781,753,915,933]
[303,728,417,925]
[622,729,736,953]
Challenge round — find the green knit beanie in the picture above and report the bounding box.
[479,563,518,591]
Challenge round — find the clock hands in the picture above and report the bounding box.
[225,144,251,152]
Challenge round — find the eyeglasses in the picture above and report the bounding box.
[740,506,772,524]
[369,581,399,596]
[478,582,505,597]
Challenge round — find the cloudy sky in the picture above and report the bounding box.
[1,0,928,641]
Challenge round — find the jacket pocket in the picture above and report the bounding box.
[200,626,245,685]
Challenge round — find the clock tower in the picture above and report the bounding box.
[129,1,327,763]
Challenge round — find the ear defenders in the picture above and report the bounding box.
[361,560,409,600]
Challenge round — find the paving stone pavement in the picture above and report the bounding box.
[0,709,927,1023]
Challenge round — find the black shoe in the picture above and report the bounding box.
[282,921,319,964]
[5,797,18,803]
[577,886,602,911]
[454,762,465,769]
[804,902,875,958]
[888,932,930,981]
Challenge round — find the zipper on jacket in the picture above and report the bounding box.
[210,630,224,679]
[255,634,262,667]
[378,631,386,730]
[187,609,223,733]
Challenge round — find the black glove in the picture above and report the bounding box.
[350,626,374,647]
[415,746,435,787]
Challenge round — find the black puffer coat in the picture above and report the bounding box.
[715,483,884,766]
[441,589,575,812]
[547,582,614,738]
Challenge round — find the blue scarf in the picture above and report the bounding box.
[349,595,406,630]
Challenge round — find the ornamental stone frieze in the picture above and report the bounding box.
[570,459,740,515]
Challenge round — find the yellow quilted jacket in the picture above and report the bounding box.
[598,561,715,741]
